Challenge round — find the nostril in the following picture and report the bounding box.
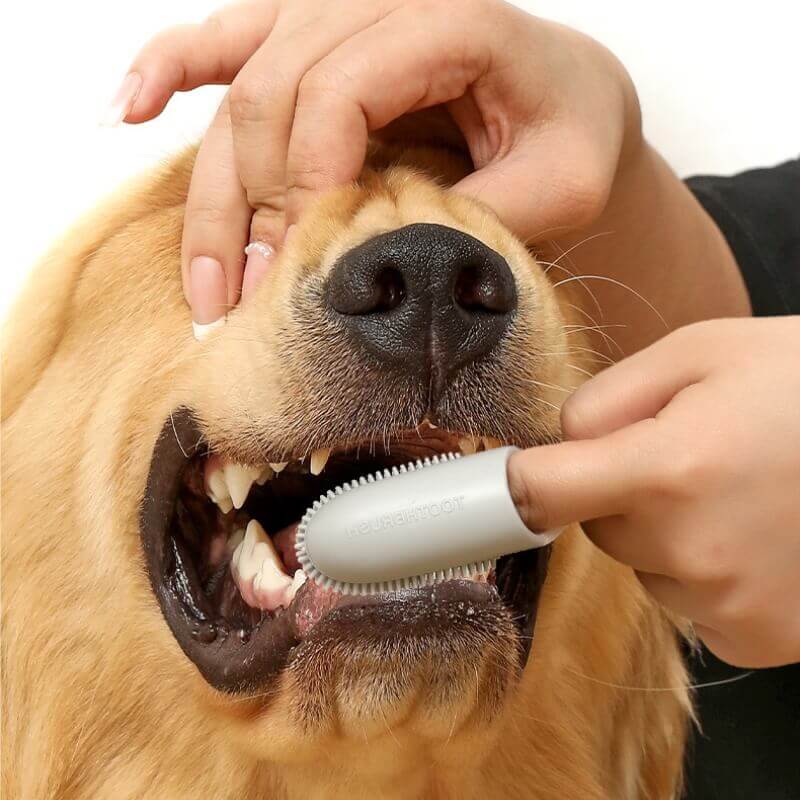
[326,224,517,384]
[373,266,406,313]
[328,260,406,316]
[453,264,514,314]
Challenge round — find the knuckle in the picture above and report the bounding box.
[297,64,354,104]
[245,185,286,215]
[229,81,265,123]
[229,74,285,124]
[556,172,608,226]
[560,387,599,440]
[136,28,188,80]
[654,444,715,501]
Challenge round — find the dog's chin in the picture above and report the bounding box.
[139,409,551,701]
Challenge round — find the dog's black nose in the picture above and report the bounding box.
[326,223,517,389]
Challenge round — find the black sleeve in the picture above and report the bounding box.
[686,158,800,316]
[682,158,800,800]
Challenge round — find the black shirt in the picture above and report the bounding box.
[682,159,800,799]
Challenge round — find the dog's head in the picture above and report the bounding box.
[143,152,578,727]
[2,142,687,799]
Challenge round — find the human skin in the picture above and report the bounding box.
[109,0,800,669]
[508,316,800,669]
[114,0,749,342]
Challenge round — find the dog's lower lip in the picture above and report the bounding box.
[141,409,549,693]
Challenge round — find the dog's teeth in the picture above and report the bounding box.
[269,462,288,473]
[232,520,293,610]
[310,448,331,475]
[284,569,307,606]
[459,436,478,455]
[255,465,274,486]
[231,519,269,582]
[253,563,293,611]
[206,458,234,514]
[223,463,259,510]
[482,436,502,450]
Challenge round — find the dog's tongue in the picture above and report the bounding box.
[291,579,344,637]
[270,521,349,636]
[273,522,301,572]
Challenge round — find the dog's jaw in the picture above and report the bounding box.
[1,143,691,800]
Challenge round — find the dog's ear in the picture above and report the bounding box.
[1,149,197,420]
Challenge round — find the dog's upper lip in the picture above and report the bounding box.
[141,408,550,693]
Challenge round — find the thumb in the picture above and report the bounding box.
[507,418,661,531]
[453,125,615,242]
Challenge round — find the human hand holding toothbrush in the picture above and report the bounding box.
[508,316,800,669]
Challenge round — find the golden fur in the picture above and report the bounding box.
[2,139,690,799]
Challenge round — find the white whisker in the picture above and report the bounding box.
[552,275,668,331]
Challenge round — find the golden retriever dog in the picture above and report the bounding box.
[2,125,690,799]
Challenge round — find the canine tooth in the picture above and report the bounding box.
[205,456,233,514]
[231,519,270,582]
[224,463,260,509]
[310,448,331,475]
[206,461,234,514]
[232,520,291,610]
[253,563,293,611]
[255,465,274,485]
[270,462,288,473]
[459,436,478,455]
[482,436,502,450]
[211,493,234,514]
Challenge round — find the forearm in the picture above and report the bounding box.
[541,143,751,358]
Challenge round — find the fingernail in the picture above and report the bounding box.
[101,72,143,127]
[190,256,228,341]
[242,241,276,302]
[192,317,226,341]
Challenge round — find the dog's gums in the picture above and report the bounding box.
[142,409,550,692]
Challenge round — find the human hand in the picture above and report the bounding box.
[114,0,641,336]
[508,317,800,668]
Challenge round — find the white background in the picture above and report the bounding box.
[2,0,798,321]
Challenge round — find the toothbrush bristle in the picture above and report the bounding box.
[294,451,473,596]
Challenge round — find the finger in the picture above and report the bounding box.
[583,517,679,576]
[182,95,251,331]
[120,1,277,124]
[506,418,662,531]
[559,323,715,440]
[454,121,620,245]
[634,572,715,626]
[283,5,489,224]
[692,624,746,666]
[228,4,389,247]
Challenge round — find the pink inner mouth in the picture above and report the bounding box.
[174,429,501,642]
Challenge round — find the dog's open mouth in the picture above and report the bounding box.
[141,409,550,692]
